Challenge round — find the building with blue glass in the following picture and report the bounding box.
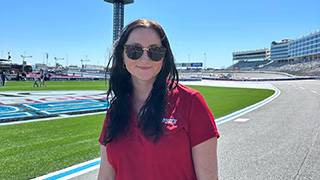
[288,31,320,61]
[270,39,292,62]
[271,31,320,62]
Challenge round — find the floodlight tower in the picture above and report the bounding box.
[104,0,134,42]
[20,55,32,73]
[54,57,64,68]
[21,55,32,65]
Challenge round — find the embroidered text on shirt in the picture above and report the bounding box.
[162,118,178,130]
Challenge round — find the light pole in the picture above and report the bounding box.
[54,57,64,68]
[80,56,90,69]
[66,54,69,67]
[8,52,11,60]
[105,47,112,68]
[204,53,207,70]
[44,53,49,66]
[80,56,90,77]
[21,55,32,64]
[20,55,32,72]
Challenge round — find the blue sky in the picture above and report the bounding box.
[1,0,319,68]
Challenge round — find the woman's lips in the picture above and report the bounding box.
[136,66,152,70]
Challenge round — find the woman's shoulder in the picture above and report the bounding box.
[166,83,203,105]
[172,83,200,97]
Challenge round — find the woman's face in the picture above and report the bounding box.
[123,28,164,84]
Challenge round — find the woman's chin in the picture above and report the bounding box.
[131,75,156,83]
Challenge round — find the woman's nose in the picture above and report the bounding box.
[140,50,150,61]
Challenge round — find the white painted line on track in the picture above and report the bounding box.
[34,83,281,180]
[234,118,250,123]
[215,86,281,125]
[311,90,319,95]
[22,103,40,111]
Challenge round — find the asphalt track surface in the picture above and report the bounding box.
[218,80,320,180]
[34,79,320,180]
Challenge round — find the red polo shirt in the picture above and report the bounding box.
[99,84,219,180]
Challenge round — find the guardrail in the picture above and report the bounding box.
[202,76,320,81]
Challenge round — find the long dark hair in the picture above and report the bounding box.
[103,19,179,144]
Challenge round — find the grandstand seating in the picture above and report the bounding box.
[228,59,320,76]
[261,60,320,76]
[228,60,269,70]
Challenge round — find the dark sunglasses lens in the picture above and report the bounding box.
[126,46,143,60]
[148,47,166,61]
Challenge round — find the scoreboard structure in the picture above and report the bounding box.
[104,0,134,42]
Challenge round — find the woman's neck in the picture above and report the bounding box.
[132,78,154,102]
[131,77,155,113]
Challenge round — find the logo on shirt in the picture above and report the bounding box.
[162,118,178,130]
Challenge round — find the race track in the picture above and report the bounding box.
[37,79,320,180]
[218,80,320,179]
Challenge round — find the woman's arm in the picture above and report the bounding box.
[98,145,115,180]
[192,137,218,180]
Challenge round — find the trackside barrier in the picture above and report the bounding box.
[202,76,320,81]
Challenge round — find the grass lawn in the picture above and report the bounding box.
[189,85,274,118]
[0,114,105,180]
[0,80,108,91]
[0,81,274,179]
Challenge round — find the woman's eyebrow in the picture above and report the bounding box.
[148,44,162,47]
[126,42,142,46]
[126,42,162,47]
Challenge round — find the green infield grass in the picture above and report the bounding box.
[0,80,108,91]
[189,85,274,118]
[0,82,274,179]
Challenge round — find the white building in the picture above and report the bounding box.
[270,39,292,62]
[233,48,270,62]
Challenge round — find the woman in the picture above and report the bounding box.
[98,19,220,180]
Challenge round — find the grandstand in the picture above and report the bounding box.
[229,60,269,70]
[228,30,320,76]
[229,48,270,70]
[261,58,320,76]
[259,31,320,75]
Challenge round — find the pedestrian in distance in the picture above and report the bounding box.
[33,76,40,87]
[0,71,6,87]
[16,72,21,81]
[21,71,27,81]
[39,69,46,87]
[98,19,220,180]
[0,71,2,87]
[33,70,43,87]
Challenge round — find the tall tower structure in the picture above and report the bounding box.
[104,0,134,42]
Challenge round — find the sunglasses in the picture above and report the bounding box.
[124,44,166,61]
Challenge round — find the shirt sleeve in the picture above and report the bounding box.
[98,113,109,145]
[187,92,220,147]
